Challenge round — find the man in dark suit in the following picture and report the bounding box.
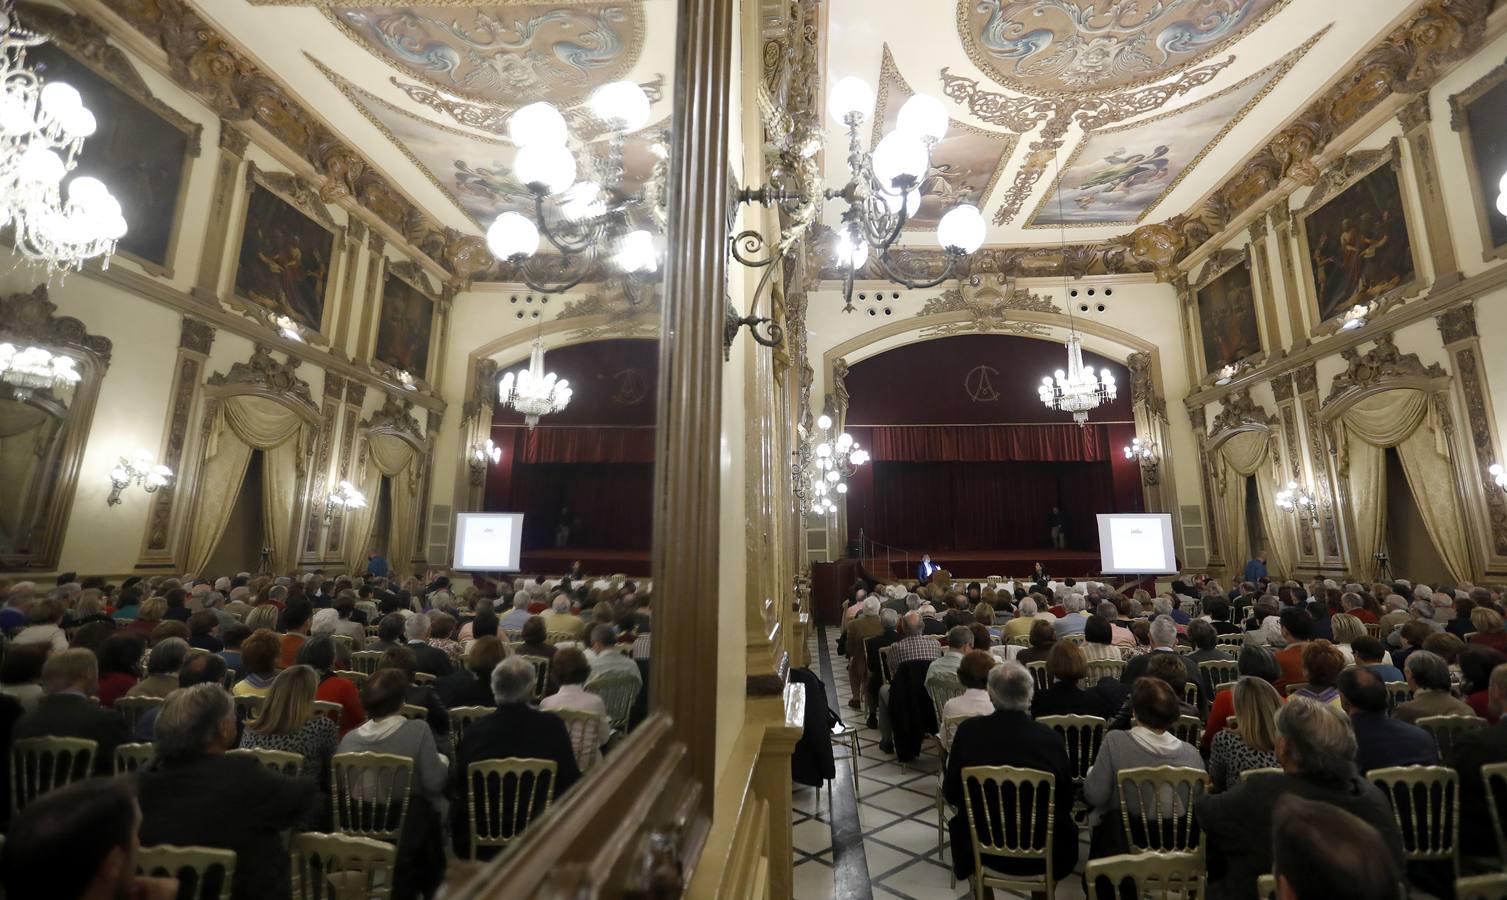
[918,554,940,585]
[404,612,454,677]
[1337,667,1438,773]
[1448,662,1507,856]
[1120,616,1209,710]
[451,657,580,860]
[1197,696,1404,900]
[944,661,1077,884]
[13,649,129,776]
[863,610,902,728]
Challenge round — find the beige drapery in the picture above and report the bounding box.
[343,431,419,573]
[0,401,60,545]
[1332,389,1471,582]
[185,395,308,576]
[1214,429,1294,580]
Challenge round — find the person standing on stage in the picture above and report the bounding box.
[918,554,941,585]
[1048,507,1066,549]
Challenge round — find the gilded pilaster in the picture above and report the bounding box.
[1436,302,1507,573]
[1398,95,1463,289]
[136,317,216,569]
[1269,203,1309,346]
[190,121,249,305]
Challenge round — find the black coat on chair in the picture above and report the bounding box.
[888,659,938,762]
[788,667,836,788]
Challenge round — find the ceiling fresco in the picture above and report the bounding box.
[956,0,1290,97]
[326,4,647,108]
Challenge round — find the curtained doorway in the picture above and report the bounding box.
[1244,475,1267,561]
[365,475,393,561]
[1383,446,1448,584]
[205,449,265,576]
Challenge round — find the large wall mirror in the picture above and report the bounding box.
[0,286,111,571]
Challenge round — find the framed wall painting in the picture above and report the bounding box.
[1194,251,1263,376]
[25,43,199,277]
[1449,59,1507,263]
[373,267,437,383]
[1295,142,1423,331]
[229,165,340,340]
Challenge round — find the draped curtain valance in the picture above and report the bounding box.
[866,424,1110,462]
[1212,428,1294,580]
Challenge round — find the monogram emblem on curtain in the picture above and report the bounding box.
[611,368,649,405]
[964,365,1001,402]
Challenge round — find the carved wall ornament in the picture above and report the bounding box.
[1437,301,1478,345]
[1271,373,1295,404]
[1322,334,1447,406]
[461,357,499,427]
[178,317,215,356]
[207,344,317,413]
[387,260,438,299]
[322,371,346,399]
[914,276,1059,337]
[218,120,249,157]
[1451,346,1507,555]
[247,163,337,229]
[1295,363,1319,396]
[1192,248,1250,292]
[1398,94,1432,132]
[345,382,367,408]
[0,286,113,366]
[363,394,424,445]
[1126,351,1168,422]
[831,357,850,414]
[1208,389,1277,437]
[145,354,199,553]
[1295,144,1399,215]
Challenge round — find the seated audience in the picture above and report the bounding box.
[452,657,581,860]
[1271,608,1314,692]
[368,613,405,655]
[1462,645,1507,723]
[1394,649,1476,723]
[1015,619,1056,665]
[876,612,940,753]
[585,625,642,687]
[515,616,556,660]
[128,637,187,698]
[943,661,1077,883]
[0,644,46,713]
[1203,644,1280,754]
[1447,661,1507,856]
[939,649,995,750]
[1337,666,1437,772]
[1120,616,1207,709]
[13,649,129,775]
[1031,640,1115,719]
[138,683,317,900]
[128,596,165,635]
[841,597,883,709]
[13,598,68,654]
[1289,640,1344,706]
[1197,696,1403,900]
[231,629,282,698]
[331,595,367,649]
[1084,677,1205,858]
[186,610,223,653]
[1270,794,1403,900]
[1353,635,1404,682]
[1208,676,1282,791]
[539,647,610,762]
[1328,612,1365,665]
[436,636,508,709]
[426,612,465,665]
[402,613,453,677]
[132,652,228,742]
[924,626,973,694]
[539,595,585,641]
[1081,613,1122,661]
[296,636,364,736]
[277,601,312,669]
[218,623,250,681]
[239,664,338,783]
[377,645,450,739]
[1470,606,1507,654]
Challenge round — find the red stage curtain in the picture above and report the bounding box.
[866,424,1109,462]
[509,463,654,550]
[854,460,1117,551]
[519,427,656,464]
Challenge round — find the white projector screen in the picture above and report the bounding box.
[1096,513,1177,575]
[452,512,525,572]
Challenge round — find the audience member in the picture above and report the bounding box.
[1120,616,1208,709]
[1470,607,1507,654]
[1288,640,1344,706]
[0,644,46,712]
[924,626,973,694]
[1394,649,1476,723]
[1270,794,1402,900]
[1336,666,1437,772]
[1462,646,1507,723]
[939,649,994,749]
[515,616,556,660]
[1203,644,1279,754]
[128,637,187,698]
[539,595,585,641]
[1208,676,1281,791]
[1031,640,1115,719]
[239,664,338,784]
[585,625,642,688]
[296,636,364,736]
[232,629,282,697]
[1448,661,1507,857]
[435,636,508,708]
[539,647,610,763]
[13,598,68,654]
[13,649,128,775]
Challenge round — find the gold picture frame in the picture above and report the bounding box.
[1448,56,1507,264]
[1191,247,1263,379]
[371,260,441,388]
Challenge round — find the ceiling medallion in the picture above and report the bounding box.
[956,0,1290,98]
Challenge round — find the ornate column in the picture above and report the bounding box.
[331,220,366,354]
[459,357,500,513]
[413,408,441,567]
[1247,217,1285,356]
[1126,351,1171,514]
[1269,203,1309,346]
[1189,405,1220,571]
[328,381,366,556]
[1399,96,1463,289]
[1294,363,1344,571]
[1437,302,1507,574]
[136,317,216,570]
[190,121,248,305]
[355,232,386,363]
[1173,275,1201,388]
[1271,373,1316,569]
[302,373,344,564]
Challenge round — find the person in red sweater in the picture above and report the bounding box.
[1271,608,1313,694]
[297,635,364,737]
[95,633,147,708]
[278,601,313,669]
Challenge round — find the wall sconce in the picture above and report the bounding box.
[1214,363,1241,386]
[394,370,417,391]
[1340,303,1371,331]
[1123,436,1160,485]
[107,451,172,506]
[323,480,367,525]
[468,438,502,486]
[273,315,302,342]
[1490,463,1505,491]
[1276,480,1319,528]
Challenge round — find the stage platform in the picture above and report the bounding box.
[518,548,651,578]
[869,548,1105,581]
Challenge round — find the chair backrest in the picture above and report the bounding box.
[1384,681,1413,708]
[925,680,966,735]
[1482,762,1507,864]
[136,845,236,900]
[1369,765,1459,868]
[1239,766,1282,782]
[878,645,895,684]
[520,654,549,699]
[1115,765,1210,853]
[333,670,367,688]
[330,634,354,653]
[289,831,396,900]
[957,765,1058,891]
[465,758,559,858]
[1455,874,1507,900]
[1215,634,1244,648]
[1257,874,1277,900]
[450,706,492,750]
[113,695,166,733]
[413,671,436,686]
[1007,634,1030,648]
[1364,623,1382,638]
[501,627,522,643]
[1182,682,1200,707]
[549,708,605,772]
[1085,850,1206,900]
[312,700,343,726]
[10,736,96,814]
[545,630,577,646]
[1199,659,1240,691]
[940,712,979,754]
[399,704,428,721]
[1086,658,1126,683]
[1038,715,1106,786]
[585,675,641,731]
[1172,715,1203,747]
[350,651,384,675]
[1283,682,1310,698]
[227,747,304,778]
[233,694,264,722]
[1025,661,1050,692]
[331,752,413,842]
[1416,715,1489,760]
[114,742,156,775]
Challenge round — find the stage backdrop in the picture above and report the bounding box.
[485,339,658,564]
[841,334,1142,553]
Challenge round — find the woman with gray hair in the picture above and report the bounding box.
[136,683,317,900]
[1202,643,1280,754]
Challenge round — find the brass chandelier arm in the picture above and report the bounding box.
[532,191,605,257]
[513,251,595,295]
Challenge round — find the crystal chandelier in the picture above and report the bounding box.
[1038,334,1115,426]
[323,480,367,525]
[0,3,126,273]
[107,450,172,506]
[0,341,78,399]
[1276,480,1319,528]
[498,337,572,429]
[484,82,664,301]
[804,414,870,517]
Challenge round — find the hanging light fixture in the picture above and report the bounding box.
[1276,480,1319,528]
[498,337,572,429]
[106,450,172,506]
[323,480,367,525]
[0,2,127,273]
[1490,463,1505,491]
[485,83,665,302]
[468,438,502,485]
[0,341,78,399]
[802,413,869,517]
[1036,146,1115,426]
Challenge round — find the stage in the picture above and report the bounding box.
[518,548,651,578]
[868,548,1105,581]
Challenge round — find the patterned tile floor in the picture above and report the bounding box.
[794,626,1091,900]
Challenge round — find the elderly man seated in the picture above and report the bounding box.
[1196,696,1404,900]
[841,597,884,710]
[925,626,974,696]
[585,625,642,686]
[876,612,941,754]
[540,594,585,640]
[943,661,1078,886]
